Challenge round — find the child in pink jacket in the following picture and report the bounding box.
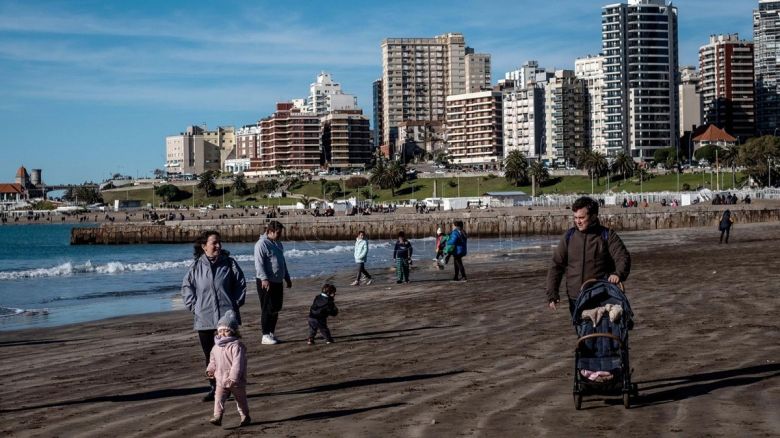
[206,310,250,427]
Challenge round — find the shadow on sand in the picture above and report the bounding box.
[0,387,207,414]
[0,338,87,348]
[225,402,408,429]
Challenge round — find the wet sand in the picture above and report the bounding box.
[1,222,779,437]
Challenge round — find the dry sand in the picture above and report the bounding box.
[1,222,779,437]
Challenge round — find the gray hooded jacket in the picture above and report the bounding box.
[254,233,290,283]
[182,254,247,330]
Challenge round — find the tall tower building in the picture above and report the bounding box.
[465,48,492,93]
[543,70,588,166]
[754,0,780,134]
[381,33,487,156]
[602,0,679,160]
[699,34,755,139]
[372,78,383,148]
[575,55,607,155]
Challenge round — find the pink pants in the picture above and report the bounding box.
[213,385,249,419]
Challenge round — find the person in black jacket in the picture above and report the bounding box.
[719,209,733,244]
[393,231,414,283]
[307,283,339,344]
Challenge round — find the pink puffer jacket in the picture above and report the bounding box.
[206,337,247,388]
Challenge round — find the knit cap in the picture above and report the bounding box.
[436,227,442,234]
[217,310,239,331]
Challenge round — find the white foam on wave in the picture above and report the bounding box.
[0,306,50,317]
[0,259,192,280]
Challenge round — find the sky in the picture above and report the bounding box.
[0,0,756,184]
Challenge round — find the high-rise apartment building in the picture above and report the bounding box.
[305,72,358,116]
[678,66,703,136]
[380,33,489,156]
[465,48,491,93]
[699,34,755,139]
[372,78,383,148]
[602,0,679,160]
[255,103,321,174]
[502,80,546,159]
[575,55,608,155]
[505,60,549,89]
[543,70,588,166]
[165,125,232,175]
[445,91,503,166]
[320,110,373,170]
[754,0,780,134]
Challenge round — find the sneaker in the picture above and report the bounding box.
[270,332,280,342]
[261,334,277,345]
[396,280,403,284]
[202,388,215,402]
[239,416,251,427]
[365,278,373,285]
[326,339,335,344]
[307,337,314,345]
[350,280,359,286]
[209,415,222,426]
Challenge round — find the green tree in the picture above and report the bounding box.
[653,147,674,166]
[504,150,529,186]
[528,160,549,192]
[577,150,608,185]
[232,174,249,196]
[694,144,720,165]
[739,136,780,187]
[611,151,636,181]
[154,184,181,202]
[387,159,407,195]
[197,171,217,196]
[720,144,741,188]
[323,181,342,201]
[64,185,102,204]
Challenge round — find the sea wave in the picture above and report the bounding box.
[0,306,50,318]
[40,286,178,303]
[0,260,192,280]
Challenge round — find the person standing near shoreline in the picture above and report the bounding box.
[351,231,373,286]
[393,231,413,284]
[719,209,734,244]
[254,221,292,345]
[182,230,247,402]
[448,221,468,281]
[545,196,631,315]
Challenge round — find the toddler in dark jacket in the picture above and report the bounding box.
[307,283,339,344]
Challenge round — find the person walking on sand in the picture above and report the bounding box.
[546,196,631,315]
[206,310,251,427]
[307,283,339,344]
[351,231,373,286]
[254,220,292,345]
[393,231,413,283]
[719,209,734,244]
[182,231,247,402]
[434,227,447,270]
[448,220,468,281]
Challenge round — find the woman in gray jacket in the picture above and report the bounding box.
[182,230,247,402]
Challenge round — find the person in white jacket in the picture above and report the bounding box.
[351,230,373,286]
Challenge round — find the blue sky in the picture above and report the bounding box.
[0,0,755,184]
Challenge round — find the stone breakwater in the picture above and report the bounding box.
[70,206,780,244]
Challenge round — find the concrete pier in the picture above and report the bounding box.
[69,206,780,244]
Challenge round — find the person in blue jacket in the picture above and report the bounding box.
[352,230,373,286]
[447,220,468,281]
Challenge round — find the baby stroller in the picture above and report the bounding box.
[571,279,638,409]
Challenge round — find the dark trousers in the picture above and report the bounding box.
[453,255,466,279]
[568,298,577,317]
[720,227,730,243]
[257,279,284,335]
[356,262,371,282]
[396,258,410,282]
[198,330,216,365]
[308,317,333,342]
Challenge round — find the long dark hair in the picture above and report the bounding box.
[193,230,221,260]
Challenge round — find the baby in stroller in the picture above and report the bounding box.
[571,279,637,409]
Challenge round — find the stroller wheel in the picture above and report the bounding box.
[574,393,582,410]
[623,392,631,409]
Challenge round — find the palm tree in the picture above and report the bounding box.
[720,144,740,188]
[528,160,549,193]
[577,150,608,185]
[232,174,249,196]
[387,159,407,194]
[504,150,529,186]
[611,151,636,182]
[197,171,216,196]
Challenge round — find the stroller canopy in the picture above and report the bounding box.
[572,280,634,330]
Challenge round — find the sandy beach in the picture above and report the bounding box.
[1,222,779,437]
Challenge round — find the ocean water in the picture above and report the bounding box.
[0,224,554,331]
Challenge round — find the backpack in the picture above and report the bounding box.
[565,226,609,245]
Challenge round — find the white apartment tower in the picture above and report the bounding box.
[505,61,549,89]
[575,55,608,155]
[699,34,755,139]
[380,33,490,155]
[305,72,358,116]
[502,81,546,159]
[543,70,588,166]
[602,0,679,160]
[754,0,780,134]
[445,91,503,166]
[678,66,703,136]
